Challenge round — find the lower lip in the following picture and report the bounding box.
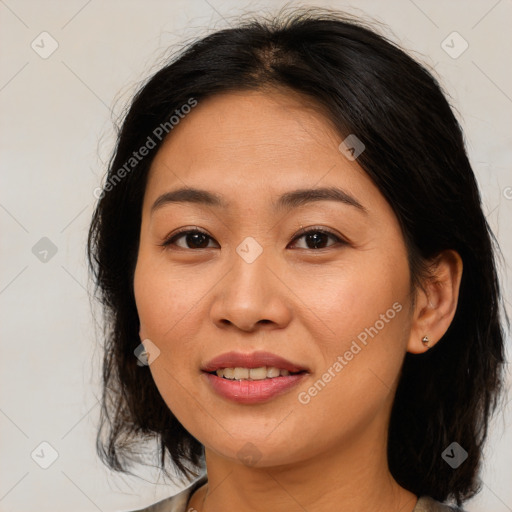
[202,371,308,404]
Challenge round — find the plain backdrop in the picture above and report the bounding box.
[1,1,511,511]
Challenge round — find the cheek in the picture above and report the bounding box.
[291,281,409,448]
[299,250,411,399]
[133,256,200,415]
[133,250,215,404]
[133,252,201,340]
[302,252,409,343]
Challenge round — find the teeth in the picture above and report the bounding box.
[214,366,295,380]
[266,367,280,378]
[234,367,249,380]
[223,368,235,379]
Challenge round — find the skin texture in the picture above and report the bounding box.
[133,90,463,512]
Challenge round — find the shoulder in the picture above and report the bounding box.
[124,484,466,512]
[414,495,468,512]
[124,473,208,512]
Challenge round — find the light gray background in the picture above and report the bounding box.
[1,1,511,511]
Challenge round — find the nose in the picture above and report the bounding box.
[209,248,292,332]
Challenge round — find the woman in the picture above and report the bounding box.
[87,7,507,512]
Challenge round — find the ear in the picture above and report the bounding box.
[139,321,147,341]
[407,249,463,354]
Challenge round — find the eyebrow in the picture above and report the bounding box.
[151,186,367,214]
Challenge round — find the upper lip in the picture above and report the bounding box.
[202,351,308,373]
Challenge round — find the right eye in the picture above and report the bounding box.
[160,228,219,250]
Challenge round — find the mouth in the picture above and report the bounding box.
[201,350,309,376]
[202,367,309,404]
[205,367,308,381]
[201,351,309,403]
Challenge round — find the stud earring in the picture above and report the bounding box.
[421,335,430,348]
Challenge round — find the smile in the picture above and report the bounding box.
[211,366,304,380]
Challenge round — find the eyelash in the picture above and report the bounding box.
[160,226,347,251]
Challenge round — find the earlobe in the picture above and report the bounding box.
[407,250,463,354]
[139,321,147,341]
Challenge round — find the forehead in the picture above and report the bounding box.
[143,89,382,215]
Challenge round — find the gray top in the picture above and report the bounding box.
[127,473,466,512]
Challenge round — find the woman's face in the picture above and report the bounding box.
[134,89,415,467]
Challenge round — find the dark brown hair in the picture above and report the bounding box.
[87,7,507,507]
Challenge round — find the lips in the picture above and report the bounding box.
[201,351,309,374]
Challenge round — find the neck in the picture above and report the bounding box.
[190,415,418,512]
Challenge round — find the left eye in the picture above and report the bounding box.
[161,228,344,250]
[289,228,344,250]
